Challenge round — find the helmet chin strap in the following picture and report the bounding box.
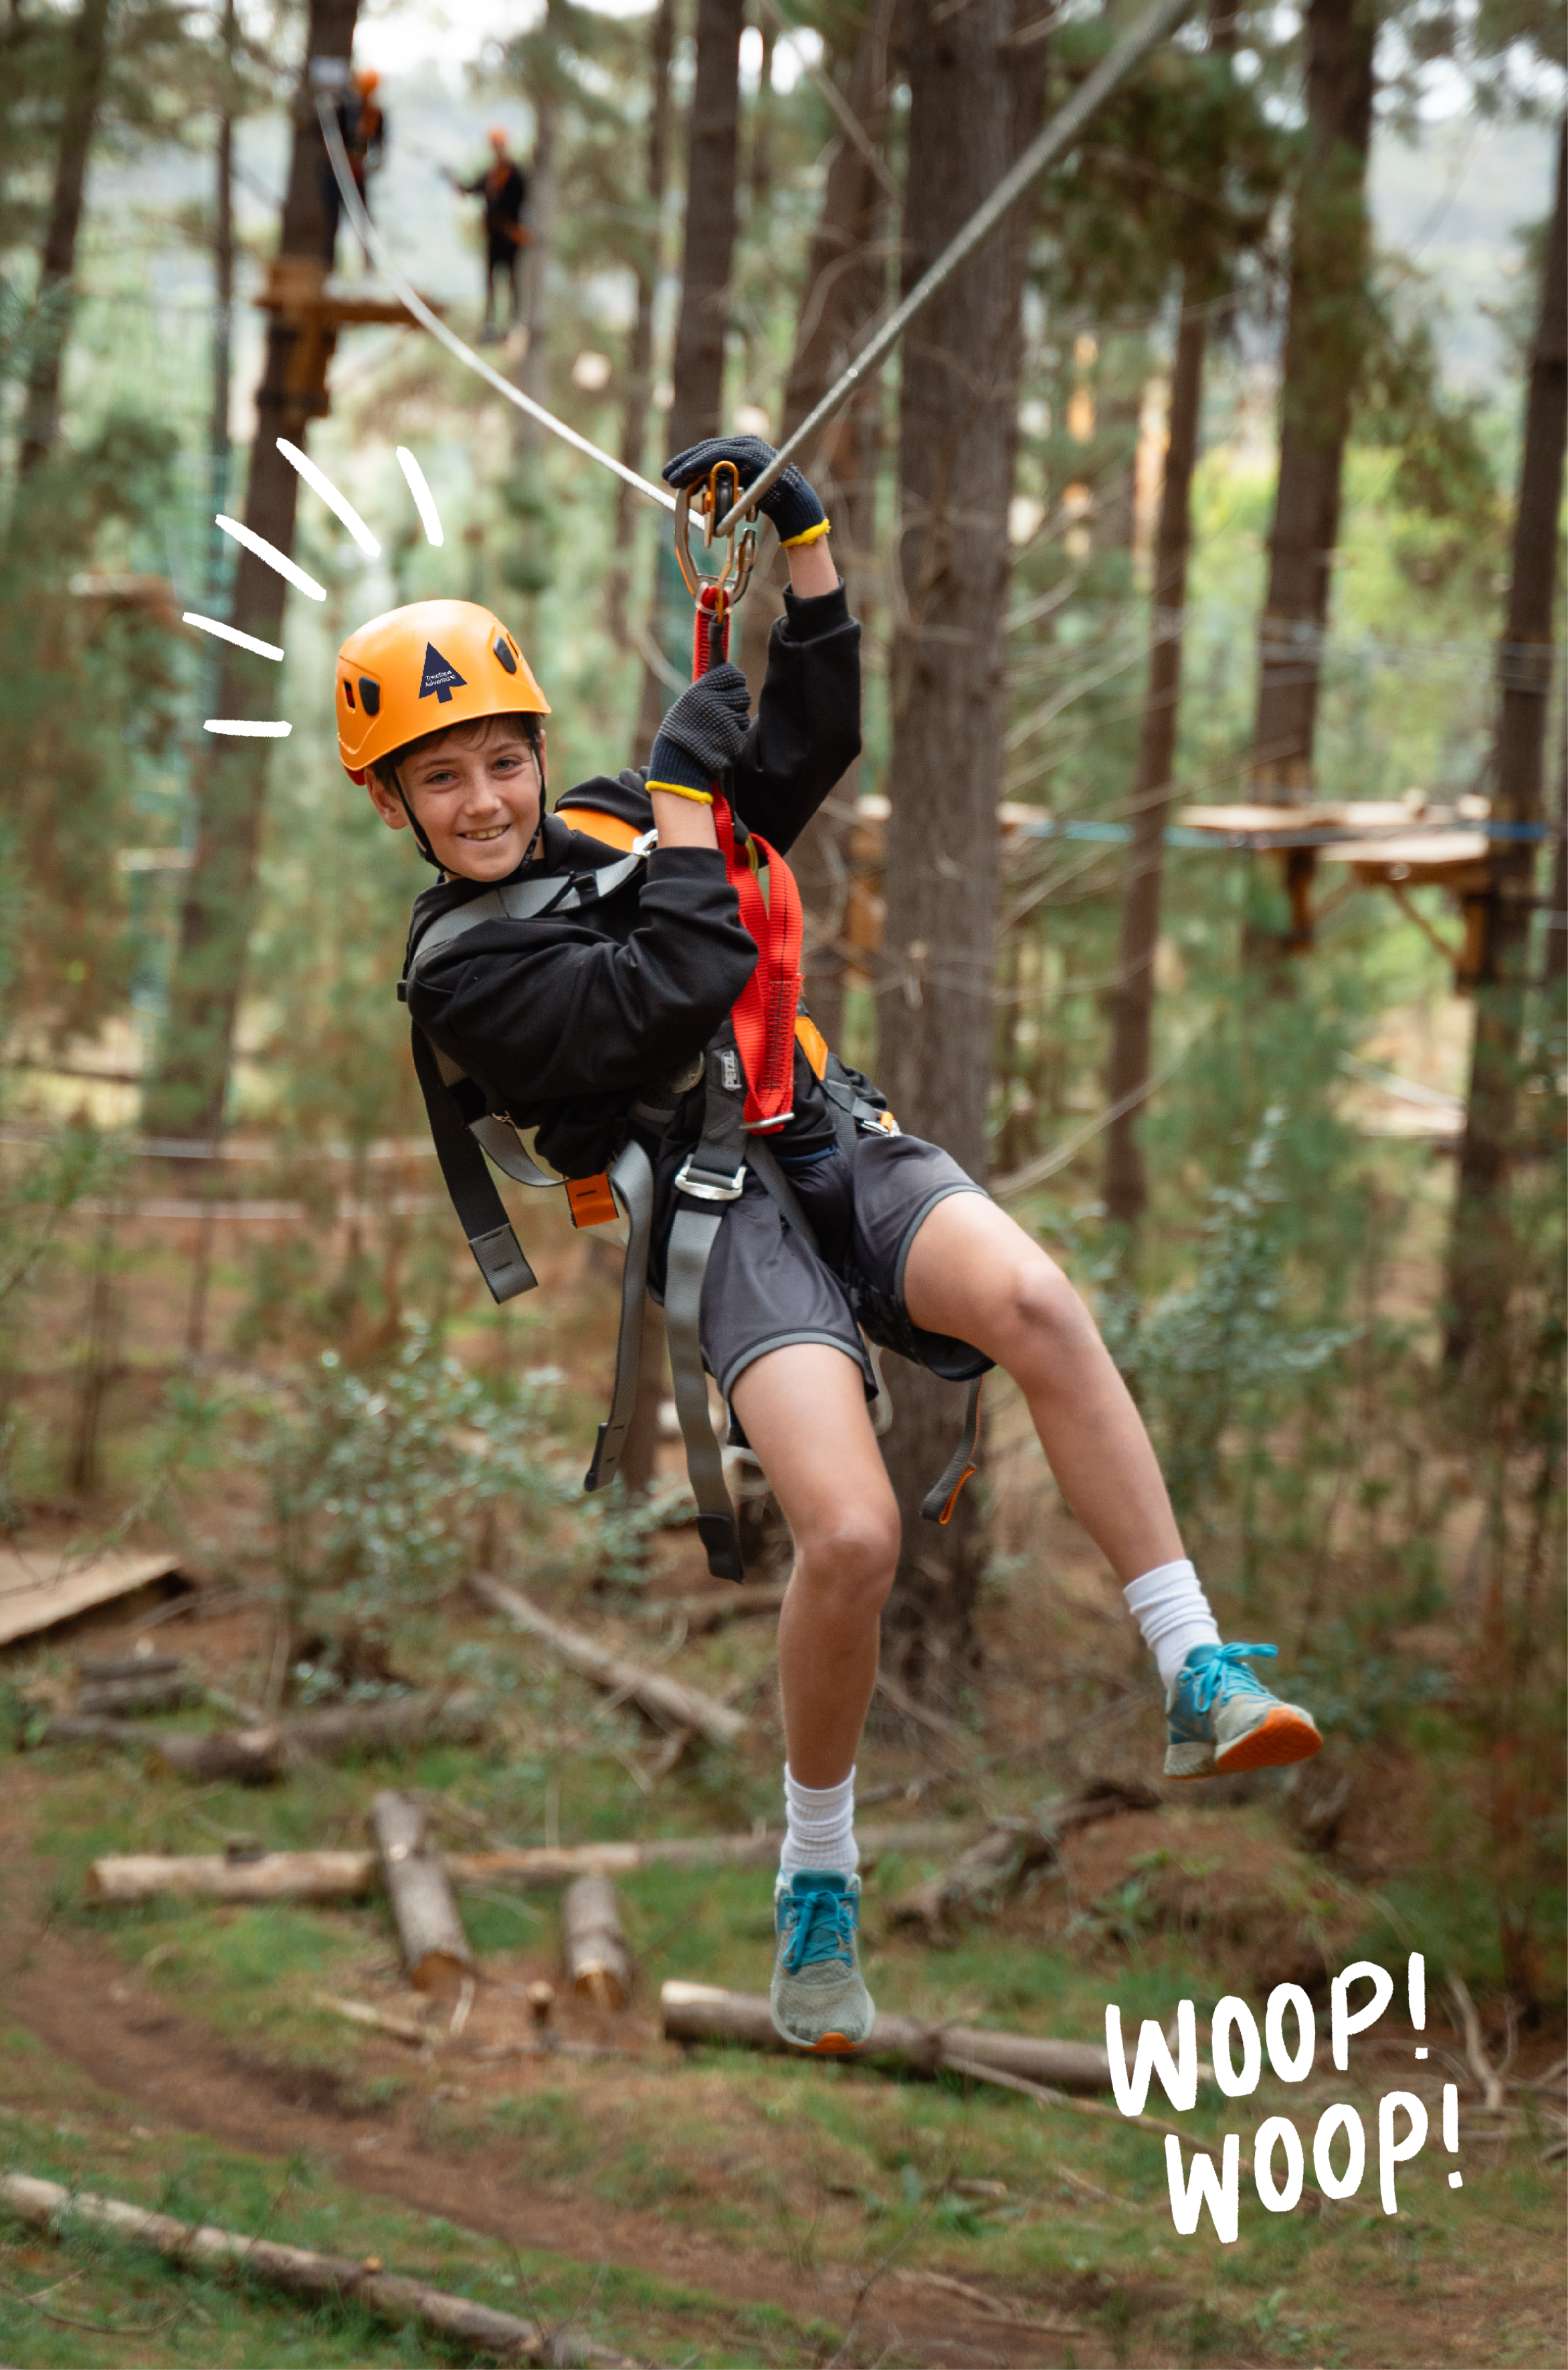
[391,749,548,877]
[391,765,442,870]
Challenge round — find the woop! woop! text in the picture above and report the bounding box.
[1105,1954,1464,2240]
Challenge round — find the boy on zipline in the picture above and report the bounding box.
[336,434,1322,2054]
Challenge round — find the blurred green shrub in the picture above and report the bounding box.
[248,1318,571,1626]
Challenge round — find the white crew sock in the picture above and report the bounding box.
[779,1764,858,1878]
[1123,1559,1221,1694]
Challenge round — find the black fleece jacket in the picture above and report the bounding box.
[403,580,860,1187]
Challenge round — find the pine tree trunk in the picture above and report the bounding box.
[1248,0,1375,810]
[209,0,237,597]
[635,0,745,751]
[755,0,896,1050]
[518,36,559,450]
[145,0,361,1142]
[1443,119,1567,1375]
[876,0,1046,1700]
[669,0,743,450]
[1101,292,1210,1235]
[1546,749,1567,995]
[17,0,112,475]
[608,0,675,652]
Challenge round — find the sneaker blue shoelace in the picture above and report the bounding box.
[780,1884,857,1975]
[1183,1641,1278,1714]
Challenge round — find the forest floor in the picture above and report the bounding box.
[2,1536,1563,2367]
[0,1208,1563,2366]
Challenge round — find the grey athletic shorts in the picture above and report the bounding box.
[696,1130,991,1402]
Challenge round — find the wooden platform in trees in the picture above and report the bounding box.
[255,259,440,419]
[844,794,1503,986]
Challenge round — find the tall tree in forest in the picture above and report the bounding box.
[146,0,361,1142]
[1100,302,1212,1230]
[754,0,897,1047]
[1444,120,1567,1374]
[634,0,744,751]
[17,0,113,476]
[208,0,239,596]
[1102,5,1252,1239]
[518,2,561,448]
[668,0,743,449]
[1248,0,1375,826]
[607,0,675,652]
[877,0,1047,1694]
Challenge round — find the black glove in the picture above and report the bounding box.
[648,662,752,795]
[662,434,827,549]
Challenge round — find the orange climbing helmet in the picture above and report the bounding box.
[335,599,549,782]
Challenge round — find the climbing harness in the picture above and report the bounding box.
[401,462,982,1580]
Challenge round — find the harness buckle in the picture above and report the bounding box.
[674,1153,747,1203]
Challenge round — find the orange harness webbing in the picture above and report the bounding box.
[692,582,804,1134]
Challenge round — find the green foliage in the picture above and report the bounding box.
[1102,1107,1353,1518]
[246,1319,571,1623]
[0,396,189,1043]
[1357,265,1498,540]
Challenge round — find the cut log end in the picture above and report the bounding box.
[563,1874,631,2009]
[370,1792,475,1996]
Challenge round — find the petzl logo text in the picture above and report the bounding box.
[419,642,467,703]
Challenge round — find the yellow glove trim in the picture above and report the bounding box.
[647,778,715,806]
[781,515,831,550]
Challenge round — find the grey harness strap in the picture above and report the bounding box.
[581,1137,654,1495]
[407,850,648,974]
[401,849,650,1259]
[664,1034,753,1582]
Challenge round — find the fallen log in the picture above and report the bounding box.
[889,1780,1162,1940]
[471,1573,745,1749]
[660,1982,1112,2093]
[76,1674,197,1717]
[87,1819,975,1904]
[563,1875,630,2007]
[37,1691,487,1783]
[86,1851,377,1904]
[75,1653,198,1719]
[371,1791,474,1995]
[0,2170,630,2365]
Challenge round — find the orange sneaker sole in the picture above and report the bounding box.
[1215,1704,1322,1774]
[809,2031,858,2054]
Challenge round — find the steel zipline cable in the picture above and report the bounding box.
[715,0,1198,532]
[317,0,1197,532]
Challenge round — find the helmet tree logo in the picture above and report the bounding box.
[419,642,468,705]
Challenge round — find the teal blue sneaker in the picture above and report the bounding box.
[770,1870,875,2053]
[1165,1641,1322,1780]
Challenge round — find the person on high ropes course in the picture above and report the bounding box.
[448,127,530,343]
[320,66,385,271]
[334,434,1325,2054]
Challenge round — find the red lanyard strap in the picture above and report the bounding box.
[711,794,803,1131]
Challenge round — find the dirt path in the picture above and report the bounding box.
[1,1911,1090,2367]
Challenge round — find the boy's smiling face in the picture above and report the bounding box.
[367,713,545,879]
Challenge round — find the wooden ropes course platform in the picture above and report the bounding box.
[841,792,1510,990]
[256,258,439,422]
[1175,798,1496,982]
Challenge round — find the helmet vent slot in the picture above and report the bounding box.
[343,680,356,707]
[493,637,518,675]
[359,677,381,715]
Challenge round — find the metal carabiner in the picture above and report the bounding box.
[673,458,759,607]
